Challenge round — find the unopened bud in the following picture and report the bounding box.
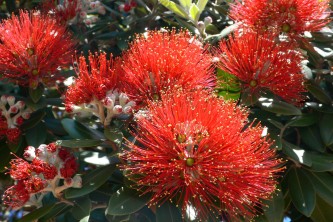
[9,105,18,114]
[97,6,106,15]
[103,97,114,109]
[16,101,25,109]
[21,112,31,119]
[123,106,133,114]
[113,105,123,114]
[7,96,15,106]
[119,93,129,106]
[72,175,82,188]
[24,146,36,161]
[1,95,7,104]
[204,16,213,26]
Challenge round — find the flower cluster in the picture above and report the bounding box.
[121,89,283,220]
[217,32,306,105]
[119,0,137,13]
[119,30,216,106]
[43,0,106,25]
[230,0,330,40]
[65,52,135,126]
[0,95,31,144]
[2,143,81,209]
[0,10,74,88]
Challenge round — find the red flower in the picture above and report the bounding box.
[119,30,216,106]
[60,156,78,178]
[31,159,58,180]
[43,0,80,25]
[23,176,47,193]
[65,52,119,108]
[5,128,21,144]
[0,10,75,88]
[121,89,283,220]
[217,32,306,105]
[8,158,32,180]
[230,0,330,39]
[2,181,30,209]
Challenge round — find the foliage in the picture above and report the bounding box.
[0,0,333,221]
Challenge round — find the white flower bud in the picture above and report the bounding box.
[72,175,82,188]
[113,105,123,114]
[16,101,25,109]
[24,146,36,161]
[119,93,129,106]
[7,96,15,106]
[1,95,7,104]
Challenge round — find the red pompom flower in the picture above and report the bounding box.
[121,89,283,220]
[230,0,330,39]
[65,52,135,125]
[120,30,216,106]
[217,32,306,105]
[0,10,75,88]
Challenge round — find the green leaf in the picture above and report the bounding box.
[29,84,44,103]
[196,0,208,13]
[0,142,12,172]
[309,153,333,172]
[156,201,182,222]
[159,0,188,18]
[25,122,47,147]
[262,189,284,222]
[306,80,331,104]
[56,139,103,148]
[287,114,317,127]
[299,126,325,152]
[107,187,150,216]
[18,203,56,222]
[61,118,94,139]
[282,141,312,166]
[104,126,123,146]
[8,134,24,153]
[65,164,117,199]
[179,0,191,9]
[287,168,315,217]
[70,196,92,220]
[189,3,200,22]
[319,114,333,147]
[310,195,333,222]
[39,203,72,222]
[20,109,46,131]
[258,99,302,116]
[307,172,333,206]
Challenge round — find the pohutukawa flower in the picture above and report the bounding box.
[0,10,75,88]
[43,0,80,25]
[0,95,31,144]
[217,32,306,105]
[65,52,135,126]
[120,89,283,220]
[119,30,216,106]
[2,143,81,209]
[230,0,330,39]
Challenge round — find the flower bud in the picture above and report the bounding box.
[9,105,18,114]
[72,175,82,188]
[204,16,213,26]
[113,105,123,114]
[7,96,15,106]
[24,146,36,161]
[16,101,25,109]
[119,93,129,106]
[1,95,7,104]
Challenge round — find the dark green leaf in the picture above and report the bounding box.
[25,122,47,147]
[263,189,284,222]
[70,196,92,220]
[307,172,333,206]
[299,126,325,152]
[29,84,44,103]
[65,164,117,199]
[18,203,56,222]
[61,118,94,139]
[107,187,150,216]
[310,195,333,222]
[258,99,302,116]
[156,201,182,222]
[20,109,46,131]
[287,168,315,217]
[319,114,333,147]
[306,80,331,104]
[282,141,312,166]
[39,203,72,222]
[287,114,317,127]
[104,126,123,146]
[8,134,23,153]
[0,142,11,172]
[56,139,103,148]
[309,153,333,172]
